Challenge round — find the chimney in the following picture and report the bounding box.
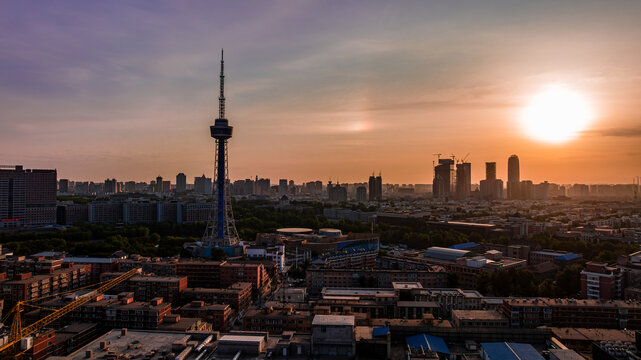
[121,328,127,336]
[85,350,93,358]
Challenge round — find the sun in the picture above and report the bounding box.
[520,85,594,143]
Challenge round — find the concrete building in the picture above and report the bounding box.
[181,283,252,312]
[180,301,232,331]
[500,298,641,329]
[328,183,347,202]
[507,155,520,200]
[194,174,212,195]
[0,165,57,227]
[246,245,285,272]
[1,263,91,304]
[243,306,312,334]
[581,261,626,300]
[356,186,367,202]
[60,328,216,360]
[369,174,382,201]
[176,172,187,193]
[455,162,471,200]
[433,159,454,200]
[58,179,69,193]
[311,315,355,357]
[451,310,509,328]
[306,267,447,295]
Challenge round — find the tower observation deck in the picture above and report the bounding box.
[202,49,239,248]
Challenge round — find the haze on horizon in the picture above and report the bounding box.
[1,1,640,185]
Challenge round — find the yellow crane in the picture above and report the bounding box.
[0,267,142,357]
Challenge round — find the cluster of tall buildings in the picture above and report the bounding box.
[433,158,472,201]
[432,154,571,201]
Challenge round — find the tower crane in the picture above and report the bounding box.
[0,267,142,357]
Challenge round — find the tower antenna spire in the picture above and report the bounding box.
[219,48,225,119]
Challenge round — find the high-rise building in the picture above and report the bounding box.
[375,174,382,201]
[194,175,213,195]
[58,179,69,193]
[0,165,57,227]
[124,181,136,193]
[162,180,171,193]
[485,162,496,182]
[507,155,520,200]
[176,173,187,193]
[278,179,288,196]
[480,162,499,200]
[328,183,347,202]
[356,186,367,203]
[104,178,117,194]
[202,50,239,247]
[368,176,376,201]
[255,178,271,195]
[433,159,454,200]
[455,162,471,200]
[368,173,383,201]
[520,180,533,200]
[155,176,163,193]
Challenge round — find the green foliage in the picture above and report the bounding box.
[475,268,538,297]
[287,259,310,279]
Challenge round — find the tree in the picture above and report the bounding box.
[554,264,582,297]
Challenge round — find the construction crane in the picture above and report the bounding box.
[0,267,142,357]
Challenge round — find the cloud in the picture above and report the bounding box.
[592,127,641,137]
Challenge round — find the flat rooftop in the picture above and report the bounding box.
[322,288,396,297]
[392,282,423,290]
[312,315,355,326]
[452,310,506,321]
[64,329,206,360]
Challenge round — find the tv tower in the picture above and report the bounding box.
[202,49,239,247]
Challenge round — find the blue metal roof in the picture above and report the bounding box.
[372,326,389,337]
[449,242,478,250]
[406,334,450,355]
[554,253,582,261]
[480,342,543,360]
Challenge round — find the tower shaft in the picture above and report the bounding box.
[202,49,238,248]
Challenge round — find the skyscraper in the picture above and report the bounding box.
[433,159,454,200]
[176,173,187,193]
[507,155,520,200]
[368,173,382,201]
[155,176,163,193]
[480,162,497,200]
[202,50,239,247]
[455,162,471,200]
[485,162,496,182]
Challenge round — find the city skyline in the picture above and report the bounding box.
[2,1,641,184]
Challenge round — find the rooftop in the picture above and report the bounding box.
[312,314,355,326]
[452,310,506,321]
[392,282,424,290]
[63,329,209,360]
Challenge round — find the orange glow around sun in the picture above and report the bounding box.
[520,85,594,143]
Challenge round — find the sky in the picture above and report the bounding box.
[1,1,640,184]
